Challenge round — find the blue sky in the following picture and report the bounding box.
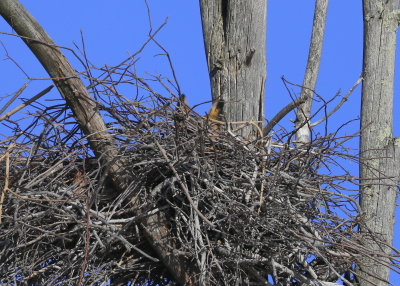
[0,0,399,284]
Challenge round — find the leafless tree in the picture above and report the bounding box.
[295,0,328,143]
[0,0,399,285]
[358,1,400,285]
[0,0,196,284]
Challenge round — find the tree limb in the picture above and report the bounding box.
[263,94,308,136]
[295,0,328,142]
[0,0,195,284]
[310,76,362,127]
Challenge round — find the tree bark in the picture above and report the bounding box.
[359,1,400,285]
[199,0,266,137]
[295,0,328,143]
[0,0,196,284]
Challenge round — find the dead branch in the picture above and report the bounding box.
[1,63,397,284]
[0,2,398,285]
[310,77,362,128]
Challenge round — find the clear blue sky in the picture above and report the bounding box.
[1,0,399,284]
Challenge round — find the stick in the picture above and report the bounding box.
[0,85,54,122]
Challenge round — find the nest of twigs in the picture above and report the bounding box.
[0,64,396,285]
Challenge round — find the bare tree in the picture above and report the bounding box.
[2,1,400,285]
[358,1,400,285]
[295,0,328,143]
[199,0,266,136]
[0,0,197,284]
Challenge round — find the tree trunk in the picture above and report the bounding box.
[295,0,328,143]
[0,1,196,284]
[199,0,267,137]
[359,1,400,285]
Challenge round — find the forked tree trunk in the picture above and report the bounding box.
[359,1,400,285]
[199,0,267,137]
[295,0,328,143]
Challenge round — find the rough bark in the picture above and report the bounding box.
[199,0,266,137]
[0,0,196,284]
[295,0,328,143]
[359,1,400,285]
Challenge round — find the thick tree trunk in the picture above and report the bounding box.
[0,1,196,284]
[359,1,400,285]
[199,0,266,137]
[295,0,328,143]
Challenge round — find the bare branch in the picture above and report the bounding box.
[311,77,362,127]
[296,0,328,143]
[263,94,308,136]
[0,85,53,122]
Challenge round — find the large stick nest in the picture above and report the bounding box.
[0,64,398,285]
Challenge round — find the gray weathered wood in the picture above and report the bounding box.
[199,0,266,137]
[296,0,328,143]
[0,1,196,284]
[359,1,400,285]
[0,0,123,180]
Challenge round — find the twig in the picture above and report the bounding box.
[311,77,362,127]
[78,191,92,286]
[0,83,29,116]
[155,140,215,228]
[0,143,13,223]
[0,85,54,122]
